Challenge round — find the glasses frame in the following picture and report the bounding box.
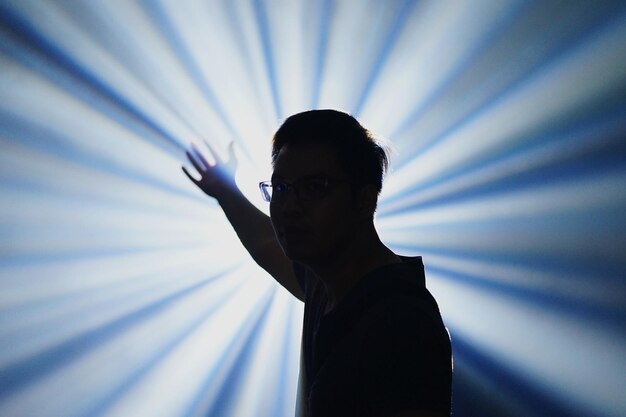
[259,176,348,202]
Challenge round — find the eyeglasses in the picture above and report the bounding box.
[259,176,347,202]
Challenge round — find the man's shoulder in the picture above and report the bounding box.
[360,258,438,310]
[357,259,447,342]
[295,256,440,314]
[359,294,446,339]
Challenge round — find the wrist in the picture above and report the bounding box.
[213,182,243,204]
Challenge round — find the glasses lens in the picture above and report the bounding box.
[259,182,272,202]
[300,178,328,200]
[271,182,288,200]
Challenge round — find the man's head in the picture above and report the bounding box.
[267,109,389,265]
[272,109,389,198]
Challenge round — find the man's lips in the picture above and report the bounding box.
[279,226,310,236]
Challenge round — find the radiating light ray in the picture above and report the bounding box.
[274,299,304,417]
[182,284,279,417]
[384,1,626,170]
[0,265,260,417]
[361,0,528,137]
[427,273,626,417]
[2,249,230,311]
[1,1,625,417]
[0,246,237,312]
[378,106,626,213]
[54,0,219,142]
[0,251,240,349]
[94,272,277,417]
[190,289,301,417]
[83,281,244,417]
[0,54,187,175]
[379,169,626,236]
[0,115,193,205]
[351,0,415,117]
[251,0,283,120]
[317,0,418,111]
[451,333,589,417]
[138,0,272,165]
[135,1,247,150]
[385,10,626,192]
[416,252,625,325]
[305,0,333,109]
[0,267,240,398]
[0,2,196,152]
[1,189,232,259]
[216,1,283,138]
[258,1,309,117]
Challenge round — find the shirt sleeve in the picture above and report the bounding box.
[356,296,452,416]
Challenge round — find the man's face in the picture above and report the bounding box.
[270,142,360,266]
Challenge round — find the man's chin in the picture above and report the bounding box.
[282,247,310,263]
[280,242,317,264]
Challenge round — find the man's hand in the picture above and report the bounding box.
[180,139,303,301]
[182,141,238,199]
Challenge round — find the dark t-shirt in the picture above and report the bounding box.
[294,256,452,417]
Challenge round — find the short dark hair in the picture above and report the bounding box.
[271,109,389,194]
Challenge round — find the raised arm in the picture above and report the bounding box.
[182,142,304,301]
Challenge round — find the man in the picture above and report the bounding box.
[183,110,452,417]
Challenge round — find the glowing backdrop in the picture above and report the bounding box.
[1,1,625,416]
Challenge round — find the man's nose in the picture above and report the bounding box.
[277,188,303,214]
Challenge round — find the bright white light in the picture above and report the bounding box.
[0,1,625,417]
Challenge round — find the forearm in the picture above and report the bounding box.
[215,187,276,262]
[182,145,304,300]
[214,187,303,300]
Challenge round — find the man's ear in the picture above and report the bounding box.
[357,184,378,220]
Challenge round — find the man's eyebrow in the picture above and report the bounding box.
[271,173,329,182]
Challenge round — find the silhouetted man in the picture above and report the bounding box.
[183,110,452,417]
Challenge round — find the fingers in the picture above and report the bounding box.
[186,150,205,174]
[190,143,211,170]
[203,139,223,165]
[187,140,234,172]
[181,166,200,185]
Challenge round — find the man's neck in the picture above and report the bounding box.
[309,223,401,313]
